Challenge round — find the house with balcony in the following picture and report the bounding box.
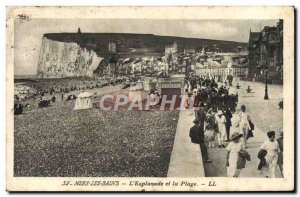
[247,20,283,83]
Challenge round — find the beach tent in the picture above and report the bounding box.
[73,91,93,110]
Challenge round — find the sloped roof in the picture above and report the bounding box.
[77,91,93,98]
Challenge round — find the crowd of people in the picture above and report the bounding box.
[185,75,239,147]
[189,74,283,178]
[184,75,238,113]
[14,76,132,113]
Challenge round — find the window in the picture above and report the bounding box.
[269,46,276,58]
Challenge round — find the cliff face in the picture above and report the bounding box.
[37,37,103,78]
[44,33,247,55]
[37,33,247,78]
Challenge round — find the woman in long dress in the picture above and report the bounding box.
[215,110,227,148]
[204,108,216,148]
[226,132,245,177]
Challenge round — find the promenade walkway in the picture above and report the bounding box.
[167,109,205,177]
[205,80,283,177]
[168,79,283,178]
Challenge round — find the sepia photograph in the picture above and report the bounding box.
[6,6,295,192]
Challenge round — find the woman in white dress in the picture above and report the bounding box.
[259,131,280,178]
[215,110,227,148]
[226,132,245,177]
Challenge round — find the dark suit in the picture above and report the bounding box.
[257,149,267,170]
[224,110,232,140]
[189,124,208,162]
[196,107,206,130]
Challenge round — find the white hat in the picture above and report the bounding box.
[217,110,223,115]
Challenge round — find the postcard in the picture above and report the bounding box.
[6,6,294,192]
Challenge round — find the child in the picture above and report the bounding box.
[259,131,280,178]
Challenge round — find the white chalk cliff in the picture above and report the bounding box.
[37,37,103,78]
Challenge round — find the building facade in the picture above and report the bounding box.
[248,20,283,83]
[165,42,178,54]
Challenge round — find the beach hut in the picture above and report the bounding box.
[73,91,93,110]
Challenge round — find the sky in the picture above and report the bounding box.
[14,19,278,75]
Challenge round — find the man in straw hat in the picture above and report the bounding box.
[189,119,212,164]
[237,105,251,148]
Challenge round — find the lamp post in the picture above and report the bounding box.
[264,66,269,100]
